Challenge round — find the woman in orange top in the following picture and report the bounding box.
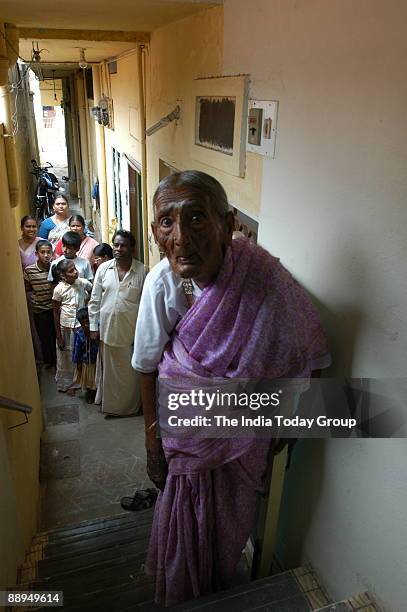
[54,214,99,264]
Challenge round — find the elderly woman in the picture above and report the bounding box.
[38,194,70,246]
[54,214,99,263]
[132,171,330,606]
[18,215,41,269]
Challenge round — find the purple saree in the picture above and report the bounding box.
[147,238,329,606]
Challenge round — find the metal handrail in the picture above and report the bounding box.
[0,396,32,414]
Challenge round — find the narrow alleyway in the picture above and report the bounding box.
[39,368,148,530]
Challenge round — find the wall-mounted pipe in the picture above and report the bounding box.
[137,44,149,267]
[146,105,180,137]
[69,73,83,205]
[92,64,109,241]
[75,72,92,217]
[81,69,94,221]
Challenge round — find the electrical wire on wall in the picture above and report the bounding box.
[0,28,45,136]
[10,62,32,136]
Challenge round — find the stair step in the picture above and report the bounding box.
[34,538,149,581]
[32,509,153,546]
[18,508,380,612]
[315,591,379,611]
[35,573,155,611]
[172,567,330,611]
[172,575,307,611]
[28,556,150,605]
[22,529,150,582]
[43,522,149,560]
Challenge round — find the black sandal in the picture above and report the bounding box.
[120,488,158,511]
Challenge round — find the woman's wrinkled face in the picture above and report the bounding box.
[22,219,38,240]
[152,188,233,287]
[69,220,85,238]
[53,198,69,217]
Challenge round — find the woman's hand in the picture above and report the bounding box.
[57,337,65,351]
[145,437,168,491]
[90,331,99,342]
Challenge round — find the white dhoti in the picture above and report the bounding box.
[97,342,141,416]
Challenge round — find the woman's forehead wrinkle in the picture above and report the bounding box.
[154,187,210,215]
[155,197,208,220]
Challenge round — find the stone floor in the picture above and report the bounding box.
[39,369,150,530]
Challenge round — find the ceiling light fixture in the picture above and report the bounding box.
[79,48,88,70]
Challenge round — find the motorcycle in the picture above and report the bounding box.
[31,159,60,221]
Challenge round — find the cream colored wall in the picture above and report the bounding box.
[224,1,407,609]
[101,52,142,238]
[0,130,43,589]
[146,5,263,266]
[39,79,63,106]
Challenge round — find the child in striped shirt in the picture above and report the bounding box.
[24,240,56,368]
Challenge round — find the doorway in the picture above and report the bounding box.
[128,161,144,263]
[112,147,122,229]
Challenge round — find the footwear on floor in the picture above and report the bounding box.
[120,488,158,512]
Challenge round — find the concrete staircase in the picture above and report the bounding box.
[11,511,379,611]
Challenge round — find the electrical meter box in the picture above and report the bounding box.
[246,100,278,158]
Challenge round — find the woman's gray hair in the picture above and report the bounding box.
[153,170,229,217]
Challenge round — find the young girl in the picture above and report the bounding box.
[92,243,113,271]
[72,307,99,403]
[52,259,92,394]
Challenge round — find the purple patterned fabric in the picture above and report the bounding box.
[19,238,41,270]
[147,237,329,606]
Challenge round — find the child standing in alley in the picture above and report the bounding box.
[24,239,57,368]
[49,231,94,283]
[72,307,99,403]
[53,259,92,394]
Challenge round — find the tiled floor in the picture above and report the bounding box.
[40,369,150,530]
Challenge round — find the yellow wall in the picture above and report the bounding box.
[39,79,63,107]
[146,6,263,266]
[105,54,142,164]
[96,6,263,264]
[0,129,43,588]
[102,53,142,236]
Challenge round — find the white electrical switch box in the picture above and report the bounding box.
[248,108,263,145]
[246,100,278,158]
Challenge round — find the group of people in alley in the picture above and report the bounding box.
[19,193,142,415]
[18,172,330,606]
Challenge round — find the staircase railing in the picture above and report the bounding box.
[0,395,32,429]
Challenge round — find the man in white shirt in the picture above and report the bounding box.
[132,258,202,373]
[88,230,146,417]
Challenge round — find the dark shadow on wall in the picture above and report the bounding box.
[311,298,364,378]
[272,297,364,569]
[274,438,326,569]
